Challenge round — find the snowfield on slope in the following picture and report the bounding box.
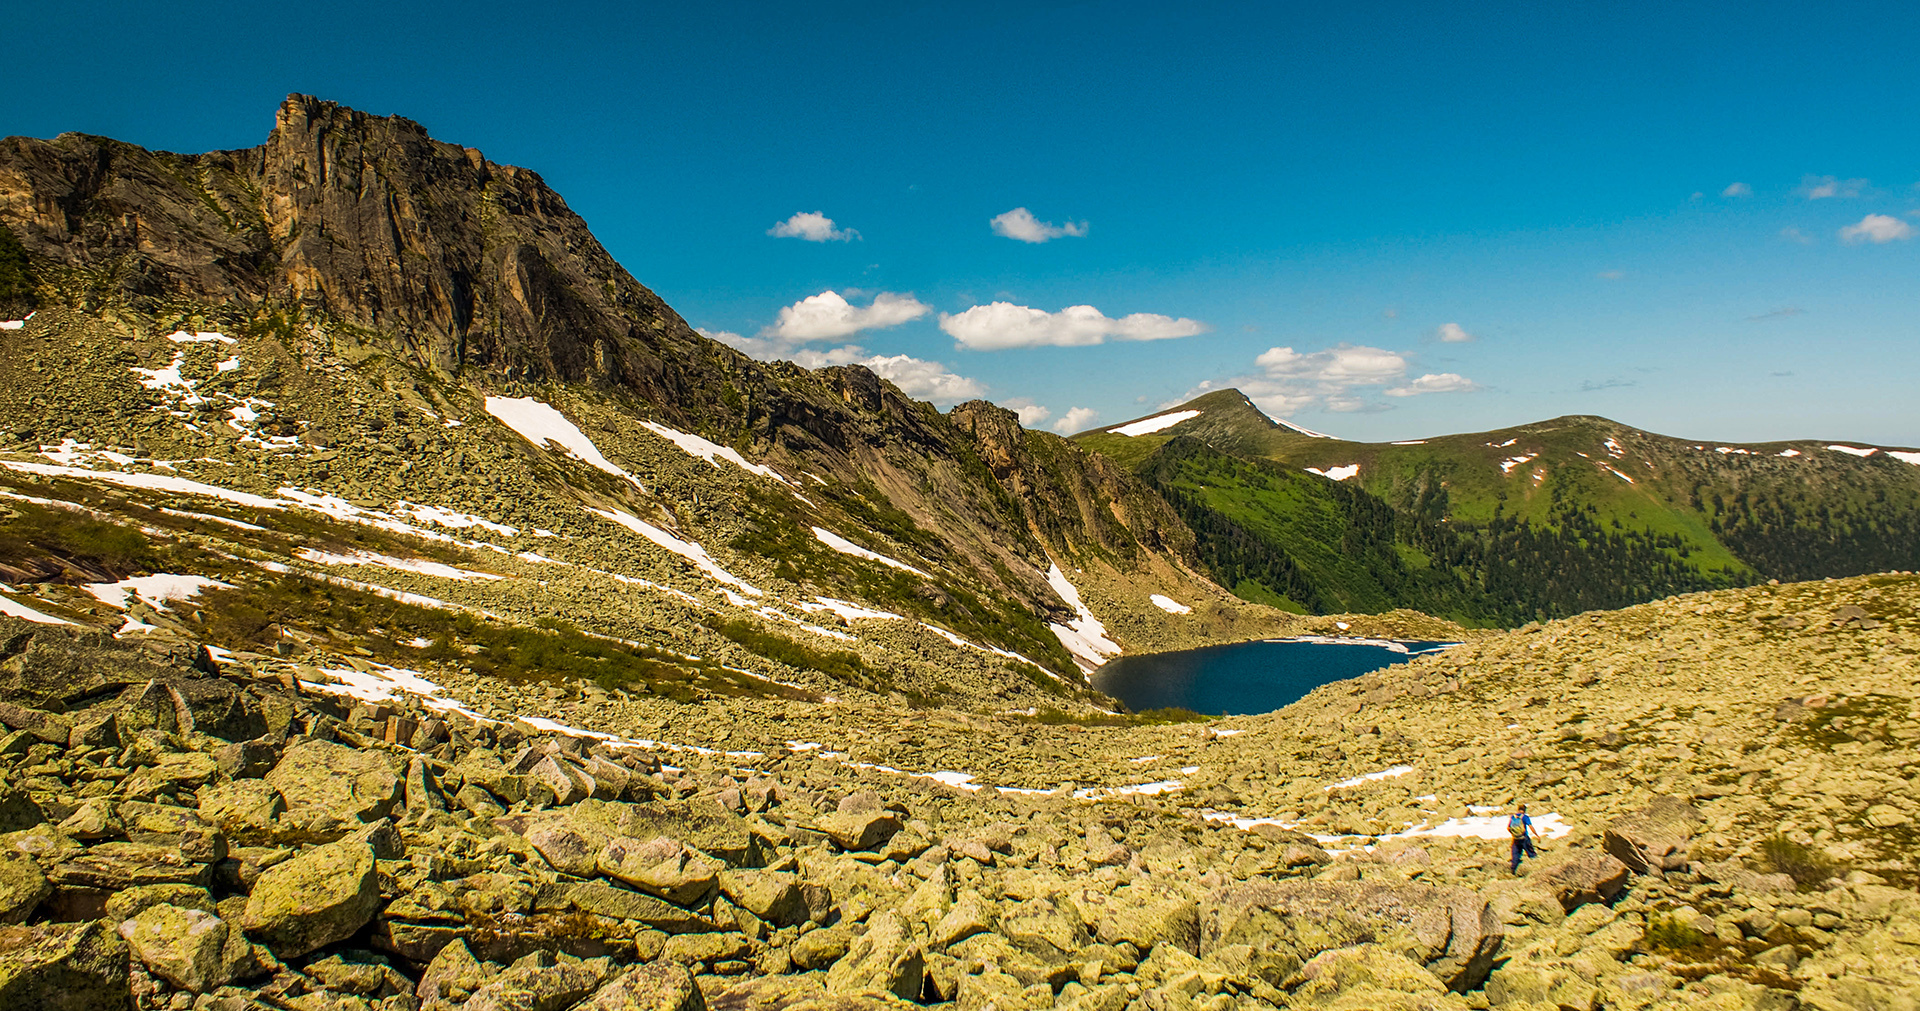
[811,527,929,577]
[1110,409,1200,437]
[485,397,644,488]
[640,421,793,486]
[1046,563,1122,669]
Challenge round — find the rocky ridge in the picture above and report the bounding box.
[0,571,1914,1010]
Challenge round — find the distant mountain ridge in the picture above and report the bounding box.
[1077,390,1920,623]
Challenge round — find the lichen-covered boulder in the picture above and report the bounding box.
[264,739,402,841]
[576,961,708,1011]
[0,855,50,923]
[118,902,253,993]
[0,919,131,1011]
[241,834,380,957]
[1204,879,1504,992]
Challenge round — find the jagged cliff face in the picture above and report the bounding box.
[0,96,1276,701]
[0,96,700,388]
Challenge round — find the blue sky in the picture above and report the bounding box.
[5,0,1918,444]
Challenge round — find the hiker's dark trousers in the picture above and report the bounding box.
[1510,836,1537,871]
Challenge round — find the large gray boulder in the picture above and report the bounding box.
[241,834,380,957]
[1603,795,1704,874]
[1203,880,1504,992]
[1532,849,1631,910]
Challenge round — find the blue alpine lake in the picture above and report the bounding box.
[1092,637,1455,717]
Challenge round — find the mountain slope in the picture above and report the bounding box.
[1079,390,1920,622]
[0,96,1321,709]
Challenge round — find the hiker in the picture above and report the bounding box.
[1508,802,1538,872]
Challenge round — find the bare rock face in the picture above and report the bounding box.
[1603,795,1704,874]
[1203,880,1504,992]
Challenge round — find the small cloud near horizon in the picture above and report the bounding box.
[989,207,1088,243]
[1746,306,1805,322]
[998,399,1051,428]
[1580,378,1635,392]
[1721,182,1752,198]
[767,211,859,242]
[1800,175,1869,200]
[1434,322,1475,343]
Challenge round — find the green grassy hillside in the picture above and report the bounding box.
[1080,391,1920,623]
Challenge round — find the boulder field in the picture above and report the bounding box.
[0,571,1916,1010]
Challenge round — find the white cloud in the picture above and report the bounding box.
[1801,175,1868,199]
[1434,322,1475,342]
[1191,343,1479,418]
[1053,407,1099,435]
[1721,182,1752,198]
[1255,344,1408,383]
[940,302,1206,350]
[989,207,1088,243]
[1385,373,1480,397]
[768,211,859,242]
[705,330,982,405]
[1839,213,1915,244]
[999,400,1052,427]
[1779,226,1813,244]
[762,290,931,341]
[860,354,986,403]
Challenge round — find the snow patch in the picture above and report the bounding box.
[588,508,761,596]
[1,461,285,509]
[0,589,73,624]
[1326,765,1415,790]
[165,330,236,345]
[1715,447,1753,456]
[1778,449,1802,458]
[811,527,930,577]
[393,502,518,537]
[84,574,231,610]
[484,397,643,487]
[640,421,793,486]
[1390,440,1426,445]
[800,597,904,622]
[1046,563,1122,669]
[296,548,505,583]
[1603,438,1624,457]
[1305,464,1359,481]
[1149,594,1192,615]
[1827,445,1878,457]
[1887,450,1920,465]
[1499,455,1536,474]
[1111,410,1201,437]
[1604,466,1635,484]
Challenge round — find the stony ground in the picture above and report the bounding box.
[2,571,1917,1011]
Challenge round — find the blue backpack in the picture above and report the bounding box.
[1508,813,1528,837]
